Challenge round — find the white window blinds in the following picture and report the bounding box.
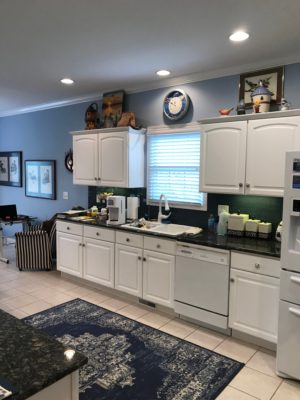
[147,131,206,208]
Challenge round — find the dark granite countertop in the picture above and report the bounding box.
[0,310,87,400]
[56,214,281,258]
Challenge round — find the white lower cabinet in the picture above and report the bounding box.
[83,238,114,287]
[115,243,143,297]
[229,252,280,343]
[57,231,83,277]
[56,222,115,288]
[143,249,175,308]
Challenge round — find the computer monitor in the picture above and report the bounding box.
[0,204,18,220]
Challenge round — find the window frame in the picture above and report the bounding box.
[146,123,207,211]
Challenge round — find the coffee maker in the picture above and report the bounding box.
[106,196,126,225]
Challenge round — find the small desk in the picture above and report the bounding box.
[0,216,36,264]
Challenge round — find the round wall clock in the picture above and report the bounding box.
[163,89,190,120]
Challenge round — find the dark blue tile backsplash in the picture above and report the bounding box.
[89,187,283,235]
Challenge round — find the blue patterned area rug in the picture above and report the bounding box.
[23,299,243,400]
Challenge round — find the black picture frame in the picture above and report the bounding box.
[239,66,284,108]
[25,160,56,200]
[0,151,22,187]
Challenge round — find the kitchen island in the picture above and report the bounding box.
[0,310,87,400]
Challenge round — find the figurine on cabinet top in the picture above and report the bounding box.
[85,103,100,130]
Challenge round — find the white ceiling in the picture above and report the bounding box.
[1,0,300,117]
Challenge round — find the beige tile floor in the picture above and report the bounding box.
[1,246,300,400]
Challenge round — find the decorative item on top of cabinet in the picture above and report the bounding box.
[251,80,273,113]
[71,126,145,188]
[85,103,100,129]
[218,107,234,117]
[238,66,284,108]
[101,90,125,128]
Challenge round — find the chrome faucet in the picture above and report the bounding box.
[157,194,171,223]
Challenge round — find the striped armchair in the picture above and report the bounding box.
[15,220,56,271]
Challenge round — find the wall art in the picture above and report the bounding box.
[25,160,56,200]
[0,151,22,187]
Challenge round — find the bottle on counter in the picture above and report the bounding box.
[208,214,215,233]
[217,210,230,236]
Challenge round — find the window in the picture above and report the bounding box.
[147,125,207,210]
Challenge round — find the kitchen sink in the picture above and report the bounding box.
[121,221,202,237]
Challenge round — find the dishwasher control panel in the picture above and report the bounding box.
[176,244,229,265]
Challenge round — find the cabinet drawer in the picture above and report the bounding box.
[280,269,300,304]
[116,231,143,248]
[231,251,280,278]
[144,236,176,255]
[84,225,115,242]
[56,221,83,236]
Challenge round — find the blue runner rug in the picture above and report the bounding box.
[24,299,243,400]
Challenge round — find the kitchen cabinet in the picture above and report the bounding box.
[229,251,280,343]
[115,231,175,307]
[115,231,143,297]
[200,115,300,196]
[57,221,115,287]
[72,127,145,187]
[143,236,175,308]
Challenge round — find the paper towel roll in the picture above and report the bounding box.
[127,197,139,220]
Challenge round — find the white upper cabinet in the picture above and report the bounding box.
[246,116,300,196]
[72,127,145,187]
[200,121,247,194]
[200,115,300,197]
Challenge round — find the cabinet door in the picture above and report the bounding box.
[143,250,175,308]
[229,268,279,343]
[200,121,247,194]
[115,244,143,297]
[246,117,300,196]
[98,132,128,186]
[73,134,98,185]
[56,232,82,277]
[83,238,114,287]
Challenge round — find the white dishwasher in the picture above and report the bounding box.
[175,243,230,329]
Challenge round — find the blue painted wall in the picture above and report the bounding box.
[0,63,299,228]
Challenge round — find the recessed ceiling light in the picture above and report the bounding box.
[229,31,249,42]
[60,78,74,85]
[156,70,171,77]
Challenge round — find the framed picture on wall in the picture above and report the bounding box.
[25,160,56,200]
[0,151,22,187]
[239,66,284,108]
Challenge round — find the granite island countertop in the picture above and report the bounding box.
[0,310,87,400]
[56,214,281,258]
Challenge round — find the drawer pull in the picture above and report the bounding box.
[79,243,82,246]
[289,307,300,318]
[94,177,97,180]
[126,238,130,242]
[254,263,260,269]
[230,278,235,283]
[143,257,146,262]
[96,232,100,236]
[290,276,300,284]
[246,183,250,188]
[138,256,142,261]
[82,243,85,247]
[181,249,192,254]
[239,182,243,188]
[67,226,70,230]
[156,244,161,249]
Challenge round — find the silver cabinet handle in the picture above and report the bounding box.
[254,263,260,269]
[290,276,300,284]
[289,307,300,317]
[239,183,243,188]
[181,249,192,254]
[230,278,235,283]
